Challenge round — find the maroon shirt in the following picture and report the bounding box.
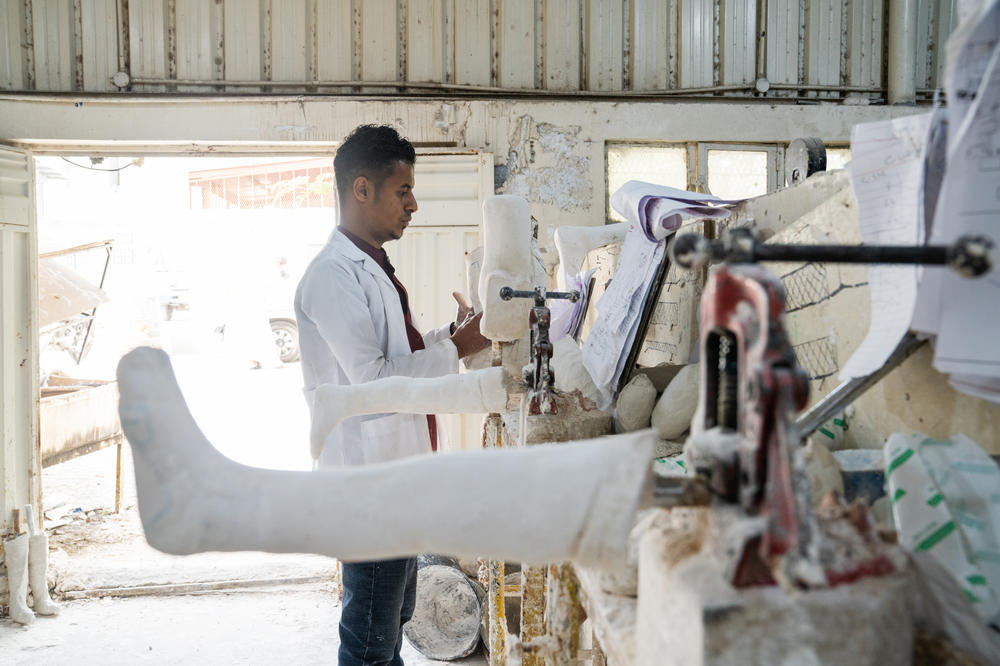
[339,227,439,451]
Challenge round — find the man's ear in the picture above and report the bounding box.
[352,175,370,203]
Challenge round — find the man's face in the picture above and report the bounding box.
[362,160,417,246]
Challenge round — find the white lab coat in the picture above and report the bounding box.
[295,230,458,466]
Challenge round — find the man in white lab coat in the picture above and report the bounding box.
[295,125,490,665]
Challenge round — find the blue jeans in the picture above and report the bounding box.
[339,558,417,666]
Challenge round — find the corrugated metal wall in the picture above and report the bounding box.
[0,0,955,99]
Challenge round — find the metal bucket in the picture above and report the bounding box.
[403,555,486,660]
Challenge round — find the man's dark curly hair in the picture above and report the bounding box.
[333,125,416,204]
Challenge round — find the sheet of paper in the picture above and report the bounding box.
[583,181,744,407]
[839,112,935,380]
[582,236,665,409]
[596,219,664,329]
[943,0,1000,144]
[913,1,998,335]
[549,268,595,343]
[949,374,1000,405]
[932,41,1000,379]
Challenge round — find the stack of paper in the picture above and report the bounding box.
[609,181,739,242]
[840,112,935,380]
[581,181,743,408]
[550,268,596,343]
[841,0,1000,404]
[917,0,1000,402]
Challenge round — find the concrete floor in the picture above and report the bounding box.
[1,585,486,665]
[1,355,487,665]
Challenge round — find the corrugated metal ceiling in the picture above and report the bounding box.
[0,0,954,100]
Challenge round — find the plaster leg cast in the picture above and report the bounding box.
[118,347,654,568]
[309,367,508,455]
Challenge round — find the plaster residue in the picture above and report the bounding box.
[432,101,470,143]
[502,116,592,212]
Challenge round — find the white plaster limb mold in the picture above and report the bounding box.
[478,195,534,341]
[614,374,657,433]
[551,337,601,407]
[309,367,508,454]
[25,504,59,616]
[553,222,628,289]
[651,363,700,440]
[117,347,654,568]
[3,533,34,625]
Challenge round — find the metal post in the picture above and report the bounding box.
[114,437,124,513]
[888,0,918,105]
[484,412,507,666]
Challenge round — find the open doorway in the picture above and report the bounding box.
[29,151,490,658]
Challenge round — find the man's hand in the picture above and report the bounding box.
[453,291,474,330]
[450,311,491,359]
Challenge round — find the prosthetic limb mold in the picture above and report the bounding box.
[479,196,534,341]
[117,347,654,568]
[553,222,628,289]
[3,533,34,625]
[25,505,59,616]
[310,367,508,456]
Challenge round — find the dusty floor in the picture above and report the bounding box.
[1,355,487,665]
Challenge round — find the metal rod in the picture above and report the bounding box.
[752,243,949,265]
[795,333,925,438]
[77,243,113,365]
[499,286,579,302]
[124,77,906,97]
[672,231,995,277]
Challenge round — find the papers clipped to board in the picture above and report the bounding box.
[841,0,1000,404]
[581,181,738,409]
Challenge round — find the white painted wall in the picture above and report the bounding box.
[0,95,924,247]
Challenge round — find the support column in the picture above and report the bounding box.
[887,0,918,105]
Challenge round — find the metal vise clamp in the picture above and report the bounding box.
[499,286,579,416]
[671,264,816,587]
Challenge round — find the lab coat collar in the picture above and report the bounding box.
[329,228,394,287]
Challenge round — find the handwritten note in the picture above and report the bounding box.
[840,112,935,380]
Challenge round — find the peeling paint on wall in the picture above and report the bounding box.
[501,115,592,212]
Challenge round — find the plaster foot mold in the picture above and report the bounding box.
[651,363,700,440]
[310,367,507,455]
[3,533,34,625]
[24,505,59,616]
[27,534,59,616]
[553,222,628,289]
[117,346,655,568]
